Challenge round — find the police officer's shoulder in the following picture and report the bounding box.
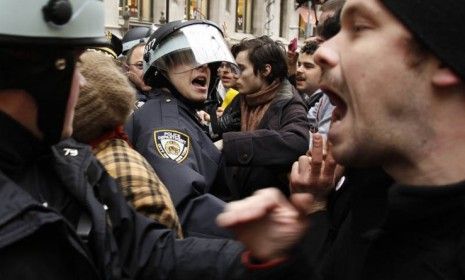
[137,90,174,109]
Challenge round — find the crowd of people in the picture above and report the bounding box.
[1,0,465,279]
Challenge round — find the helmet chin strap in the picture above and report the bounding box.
[21,50,76,144]
[204,63,221,110]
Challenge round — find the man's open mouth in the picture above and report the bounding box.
[322,87,347,122]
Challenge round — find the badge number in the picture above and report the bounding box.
[154,130,190,163]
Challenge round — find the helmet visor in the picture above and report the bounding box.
[146,24,239,75]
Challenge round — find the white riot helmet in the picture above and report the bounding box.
[143,20,239,87]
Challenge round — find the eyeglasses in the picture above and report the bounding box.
[217,62,241,76]
[128,61,144,70]
[218,62,231,72]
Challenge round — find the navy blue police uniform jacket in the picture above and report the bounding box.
[125,89,232,238]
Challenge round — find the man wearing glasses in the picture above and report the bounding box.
[125,42,151,107]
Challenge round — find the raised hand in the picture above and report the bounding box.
[217,188,312,262]
[127,71,152,92]
[289,133,343,212]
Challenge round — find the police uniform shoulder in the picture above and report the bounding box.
[158,90,178,104]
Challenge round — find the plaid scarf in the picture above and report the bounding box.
[93,137,183,238]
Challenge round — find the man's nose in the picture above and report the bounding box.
[314,41,339,70]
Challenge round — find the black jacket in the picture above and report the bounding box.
[125,89,231,238]
[222,80,310,198]
[0,112,244,279]
[252,168,465,279]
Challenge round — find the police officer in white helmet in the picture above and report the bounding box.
[126,20,241,238]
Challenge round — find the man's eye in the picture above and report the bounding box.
[352,25,368,32]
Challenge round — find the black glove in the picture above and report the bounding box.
[218,110,241,132]
[212,110,241,136]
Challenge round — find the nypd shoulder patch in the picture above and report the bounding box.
[153,129,190,163]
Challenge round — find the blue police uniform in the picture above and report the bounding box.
[125,89,232,238]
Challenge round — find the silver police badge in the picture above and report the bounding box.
[153,129,190,163]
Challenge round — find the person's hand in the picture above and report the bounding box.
[217,110,241,134]
[216,107,225,118]
[127,71,152,92]
[217,188,312,262]
[287,51,298,76]
[197,110,211,125]
[289,133,343,213]
[214,139,223,151]
[304,36,324,44]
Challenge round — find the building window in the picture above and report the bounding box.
[236,0,253,33]
[119,0,156,22]
[128,0,139,17]
[140,0,154,22]
[186,0,209,20]
[296,3,318,38]
[119,0,139,18]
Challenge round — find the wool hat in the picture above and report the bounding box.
[381,0,465,81]
[73,51,135,143]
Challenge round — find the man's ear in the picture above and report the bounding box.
[261,64,272,78]
[432,65,462,87]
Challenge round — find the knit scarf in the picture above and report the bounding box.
[240,80,281,131]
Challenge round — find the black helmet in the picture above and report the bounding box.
[143,20,239,87]
[0,0,107,144]
[121,25,159,55]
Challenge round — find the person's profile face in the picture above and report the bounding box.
[234,50,268,95]
[313,0,429,168]
[127,45,145,80]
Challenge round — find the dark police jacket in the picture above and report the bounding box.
[125,89,231,238]
[0,112,244,279]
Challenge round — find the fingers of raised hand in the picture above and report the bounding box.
[291,133,337,194]
[321,143,337,186]
[290,156,312,193]
[309,133,324,182]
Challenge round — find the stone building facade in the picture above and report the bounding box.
[105,0,323,45]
